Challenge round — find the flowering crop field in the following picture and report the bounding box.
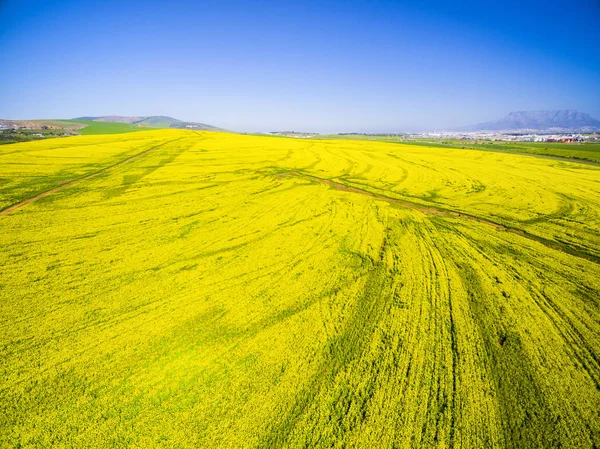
[1,130,599,448]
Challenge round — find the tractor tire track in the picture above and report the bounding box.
[0,137,185,217]
[280,170,600,265]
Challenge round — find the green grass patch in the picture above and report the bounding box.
[67,120,150,135]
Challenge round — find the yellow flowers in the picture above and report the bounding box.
[1,130,599,447]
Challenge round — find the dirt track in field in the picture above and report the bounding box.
[0,138,183,217]
[283,170,599,264]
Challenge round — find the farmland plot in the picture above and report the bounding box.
[1,130,599,448]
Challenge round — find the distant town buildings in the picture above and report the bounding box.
[406,131,599,143]
[265,131,317,138]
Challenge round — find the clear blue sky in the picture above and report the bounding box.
[1,0,599,132]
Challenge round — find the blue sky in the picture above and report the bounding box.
[1,0,599,132]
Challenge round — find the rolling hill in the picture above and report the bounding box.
[74,115,224,131]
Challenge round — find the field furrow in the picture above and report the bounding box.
[1,130,599,448]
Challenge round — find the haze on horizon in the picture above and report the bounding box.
[1,0,599,133]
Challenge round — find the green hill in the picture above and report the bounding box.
[66,120,147,134]
[74,115,224,131]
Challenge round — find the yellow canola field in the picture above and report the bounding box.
[1,130,599,448]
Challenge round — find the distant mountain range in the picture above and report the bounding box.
[457,110,600,132]
[74,115,223,131]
